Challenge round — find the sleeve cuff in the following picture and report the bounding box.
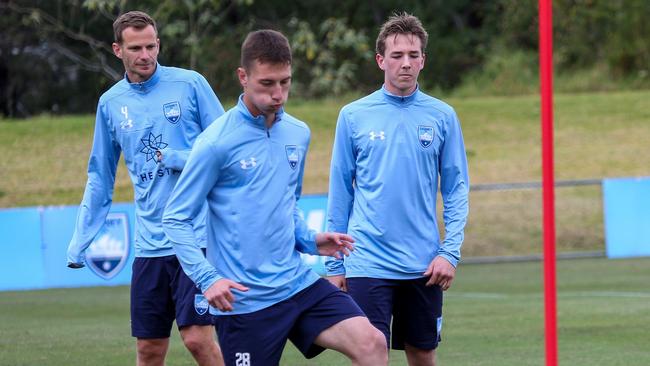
[437,252,459,268]
[158,148,183,170]
[199,275,223,294]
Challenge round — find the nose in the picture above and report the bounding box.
[271,84,283,101]
[138,48,151,60]
[401,55,412,69]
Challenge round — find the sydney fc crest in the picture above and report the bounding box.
[285,145,299,170]
[86,213,130,280]
[195,294,209,315]
[418,125,434,148]
[163,101,181,124]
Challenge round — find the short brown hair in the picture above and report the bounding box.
[376,12,428,56]
[240,30,292,70]
[113,11,157,43]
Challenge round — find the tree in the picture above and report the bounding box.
[0,0,119,116]
[2,0,648,117]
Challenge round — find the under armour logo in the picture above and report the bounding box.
[240,157,257,170]
[369,131,385,140]
[120,119,133,129]
[120,106,133,129]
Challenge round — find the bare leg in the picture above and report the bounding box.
[314,316,388,366]
[404,343,436,366]
[179,325,224,366]
[136,338,169,366]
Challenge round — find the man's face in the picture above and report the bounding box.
[112,25,159,83]
[376,33,425,96]
[238,60,292,121]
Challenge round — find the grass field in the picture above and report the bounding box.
[1,257,648,365]
[1,90,648,257]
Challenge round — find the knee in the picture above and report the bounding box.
[356,328,388,361]
[369,328,388,353]
[137,340,167,364]
[405,344,436,366]
[182,335,208,355]
[181,330,214,356]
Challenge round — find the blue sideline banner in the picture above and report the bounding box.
[603,177,650,258]
[0,208,44,291]
[296,194,329,276]
[0,195,329,291]
[41,203,136,289]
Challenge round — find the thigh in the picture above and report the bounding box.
[289,279,365,358]
[392,277,443,350]
[131,257,175,338]
[214,301,297,366]
[346,277,396,347]
[170,255,214,329]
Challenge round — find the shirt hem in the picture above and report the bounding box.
[208,274,320,316]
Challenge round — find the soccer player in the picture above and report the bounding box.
[325,13,470,366]
[162,29,388,366]
[66,11,225,366]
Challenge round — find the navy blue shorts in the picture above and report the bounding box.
[131,253,213,338]
[214,278,365,365]
[347,277,443,351]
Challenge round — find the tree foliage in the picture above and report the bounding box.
[1,0,648,117]
[290,17,372,97]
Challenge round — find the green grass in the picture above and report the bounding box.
[1,257,648,365]
[1,90,649,257]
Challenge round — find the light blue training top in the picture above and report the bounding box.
[326,86,469,279]
[67,64,224,265]
[163,96,320,315]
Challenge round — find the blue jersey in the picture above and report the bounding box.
[326,86,469,279]
[162,96,320,315]
[67,64,224,265]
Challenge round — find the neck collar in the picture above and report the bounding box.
[381,84,419,105]
[236,94,284,129]
[126,63,161,92]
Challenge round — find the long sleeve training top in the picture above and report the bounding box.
[163,96,320,315]
[326,86,469,279]
[67,64,224,265]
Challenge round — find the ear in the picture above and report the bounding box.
[420,52,426,70]
[237,67,248,88]
[112,42,122,59]
[376,53,385,71]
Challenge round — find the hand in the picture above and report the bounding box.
[204,278,249,312]
[315,232,355,259]
[155,150,163,162]
[326,275,347,292]
[423,256,456,290]
[67,248,85,268]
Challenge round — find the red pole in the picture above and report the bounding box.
[539,0,558,365]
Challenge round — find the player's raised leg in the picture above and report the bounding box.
[314,316,388,366]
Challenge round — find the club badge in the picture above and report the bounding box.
[285,145,299,170]
[418,125,434,148]
[163,101,181,124]
[195,294,209,315]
